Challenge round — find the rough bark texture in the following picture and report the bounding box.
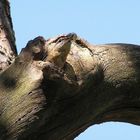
[0,1,140,140]
[0,0,17,71]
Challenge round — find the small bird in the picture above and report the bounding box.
[45,33,77,68]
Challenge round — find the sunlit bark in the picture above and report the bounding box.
[0,1,140,140]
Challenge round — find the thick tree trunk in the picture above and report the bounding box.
[0,1,140,140]
[0,0,17,71]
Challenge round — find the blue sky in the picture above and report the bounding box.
[11,0,140,139]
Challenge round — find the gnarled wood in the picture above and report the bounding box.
[0,1,140,140]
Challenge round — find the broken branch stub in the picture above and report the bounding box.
[0,32,104,139]
[0,33,83,139]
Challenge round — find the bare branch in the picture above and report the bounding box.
[0,1,140,140]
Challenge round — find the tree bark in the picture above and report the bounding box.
[0,1,140,140]
[0,0,17,71]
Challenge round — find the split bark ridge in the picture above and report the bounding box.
[0,1,140,140]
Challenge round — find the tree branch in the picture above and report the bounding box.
[1,1,140,140]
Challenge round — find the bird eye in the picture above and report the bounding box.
[57,39,62,43]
